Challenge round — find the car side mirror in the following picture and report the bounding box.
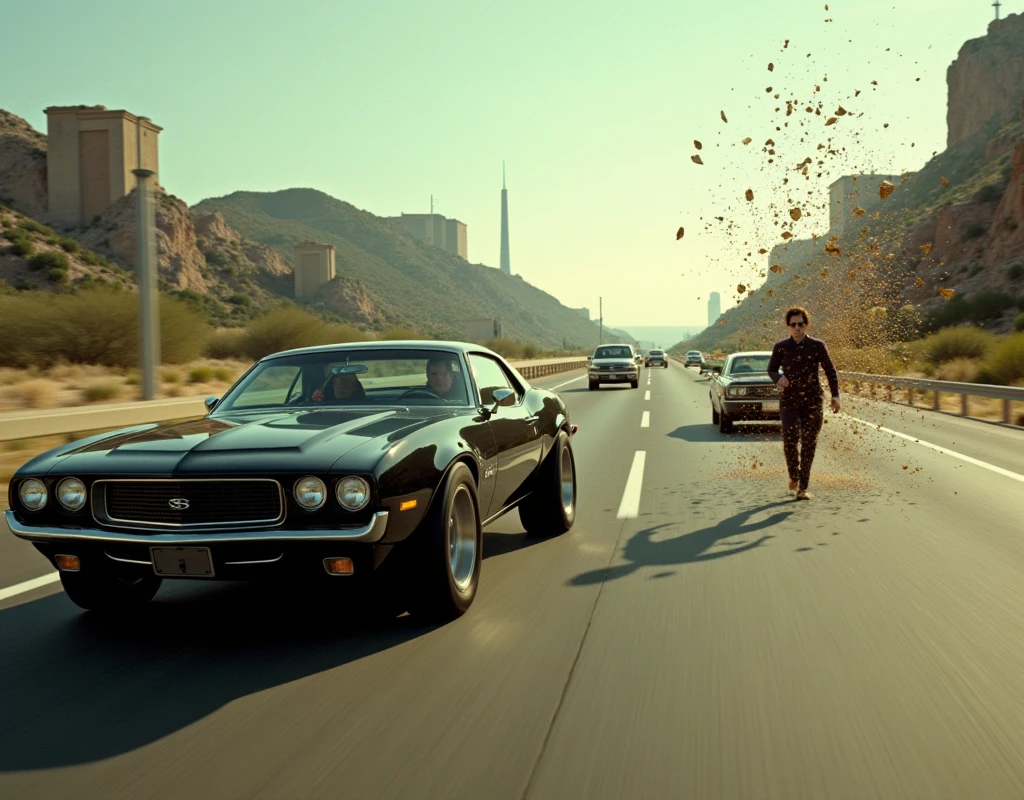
[711,367,722,375]
[489,387,516,414]
[204,396,219,411]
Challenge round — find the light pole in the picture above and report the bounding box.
[133,117,160,400]
[599,296,603,345]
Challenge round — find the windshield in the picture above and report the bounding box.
[728,355,771,375]
[687,351,701,356]
[214,349,472,411]
[650,351,664,356]
[594,346,633,359]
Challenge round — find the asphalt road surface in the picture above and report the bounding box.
[3,363,1024,799]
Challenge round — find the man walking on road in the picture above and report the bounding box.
[767,306,841,500]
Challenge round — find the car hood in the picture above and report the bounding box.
[34,407,456,476]
[724,373,774,384]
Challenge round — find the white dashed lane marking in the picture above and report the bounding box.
[616,451,647,519]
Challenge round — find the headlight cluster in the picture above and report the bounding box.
[727,387,749,397]
[293,476,370,512]
[18,477,88,512]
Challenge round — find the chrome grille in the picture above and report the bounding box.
[96,479,284,529]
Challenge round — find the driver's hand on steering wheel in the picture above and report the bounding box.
[312,388,325,403]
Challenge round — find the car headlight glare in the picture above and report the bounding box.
[57,477,87,511]
[18,478,48,511]
[294,476,327,510]
[336,476,370,511]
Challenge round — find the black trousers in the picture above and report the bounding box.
[780,401,823,491]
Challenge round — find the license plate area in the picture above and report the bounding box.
[151,546,215,578]
[761,400,780,412]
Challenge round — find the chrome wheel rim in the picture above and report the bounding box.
[448,485,477,593]
[560,444,575,517]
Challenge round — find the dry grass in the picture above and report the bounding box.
[0,358,251,413]
[843,381,1022,426]
[934,358,980,383]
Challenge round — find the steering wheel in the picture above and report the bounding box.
[396,388,441,401]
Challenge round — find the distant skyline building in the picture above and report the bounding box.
[707,292,721,328]
[500,162,511,275]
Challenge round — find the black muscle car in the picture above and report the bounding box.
[5,342,578,621]
[708,350,780,433]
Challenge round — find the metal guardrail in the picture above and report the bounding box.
[0,357,589,442]
[837,371,1024,424]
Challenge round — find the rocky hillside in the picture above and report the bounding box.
[193,189,631,349]
[681,14,1024,357]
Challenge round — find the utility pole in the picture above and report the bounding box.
[599,297,603,345]
[133,117,160,400]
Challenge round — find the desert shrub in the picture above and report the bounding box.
[962,223,987,242]
[188,366,213,383]
[0,289,209,368]
[14,279,38,291]
[934,358,979,383]
[8,379,59,408]
[921,326,996,364]
[485,338,525,359]
[974,183,1002,204]
[1016,313,1024,333]
[57,237,80,254]
[969,291,1016,323]
[81,381,122,403]
[980,333,1024,386]
[28,251,70,272]
[324,323,367,344]
[47,267,70,286]
[240,307,334,360]
[206,328,249,359]
[522,344,538,359]
[212,367,233,382]
[227,292,251,306]
[8,236,34,257]
[16,219,54,236]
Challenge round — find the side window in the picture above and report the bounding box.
[469,355,513,405]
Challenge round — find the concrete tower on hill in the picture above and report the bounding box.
[707,292,722,328]
[500,162,511,275]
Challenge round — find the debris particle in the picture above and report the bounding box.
[879,180,895,199]
[676,227,685,240]
[691,154,704,165]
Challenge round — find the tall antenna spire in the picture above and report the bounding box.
[503,160,506,190]
[500,162,511,275]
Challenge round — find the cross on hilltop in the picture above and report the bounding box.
[993,0,1001,20]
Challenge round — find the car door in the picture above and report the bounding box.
[468,353,542,519]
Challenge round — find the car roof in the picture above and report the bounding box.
[264,340,501,361]
[727,350,773,358]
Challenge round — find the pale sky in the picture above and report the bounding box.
[0,0,1010,327]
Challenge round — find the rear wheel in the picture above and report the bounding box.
[407,462,481,622]
[520,430,576,538]
[59,570,161,612]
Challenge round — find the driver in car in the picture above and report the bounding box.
[312,371,366,404]
[425,357,463,401]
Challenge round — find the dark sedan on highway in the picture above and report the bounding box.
[5,342,578,621]
[708,350,780,433]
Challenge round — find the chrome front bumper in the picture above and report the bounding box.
[4,509,390,545]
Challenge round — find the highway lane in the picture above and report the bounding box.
[3,363,1024,798]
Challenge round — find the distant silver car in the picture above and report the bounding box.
[645,350,668,368]
[685,350,703,368]
[589,344,640,390]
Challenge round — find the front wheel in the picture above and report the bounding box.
[59,570,162,612]
[519,430,576,538]
[408,462,482,622]
[630,379,639,389]
[588,381,598,391]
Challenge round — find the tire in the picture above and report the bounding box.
[588,381,598,391]
[630,379,639,389]
[519,430,577,538]
[59,570,161,612]
[408,462,482,622]
[712,404,720,424]
[719,410,734,434]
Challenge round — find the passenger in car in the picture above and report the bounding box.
[312,371,367,404]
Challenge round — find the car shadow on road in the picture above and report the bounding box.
[669,423,783,443]
[569,501,794,586]
[0,581,438,772]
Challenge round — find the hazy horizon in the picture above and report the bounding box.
[0,0,1008,324]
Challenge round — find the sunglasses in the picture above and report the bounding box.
[788,321,806,328]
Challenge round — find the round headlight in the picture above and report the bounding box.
[335,477,370,511]
[57,477,87,511]
[294,476,327,510]
[18,479,48,511]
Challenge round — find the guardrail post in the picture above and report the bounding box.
[960,394,968,416]
[1003,398,1011,425]
[907,386,914,406]
[933,391,940,411]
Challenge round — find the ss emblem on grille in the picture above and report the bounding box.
[168,498,190,510]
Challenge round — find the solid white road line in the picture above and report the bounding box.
[641,411,650,428]
[617,451,647,519]
[645,390,651,400]
[844,414,1024,484]
[551,375,586,392]
[0,571,60,603]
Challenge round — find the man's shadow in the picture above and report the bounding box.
[571,501,794,586]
